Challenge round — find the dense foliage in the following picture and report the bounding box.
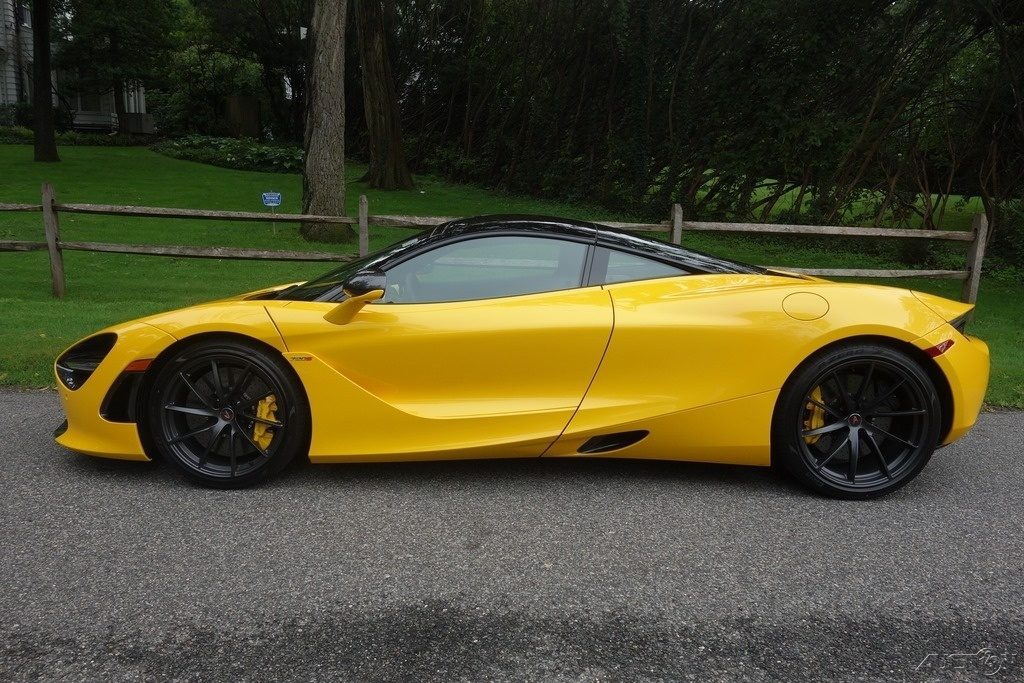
[151,135,304,172]
[384,1,1023,226]
[55,0,181,133]
[28,1,1024,259]
[190,0,313,141]
[0,126,151,146]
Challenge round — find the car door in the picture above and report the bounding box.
[547,245,813,465]
[267,234,614,461]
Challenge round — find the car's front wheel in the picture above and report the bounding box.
[773,343,941,499]
[145,338,310,488]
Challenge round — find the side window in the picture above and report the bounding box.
[382,236,588,304]
[594,247,687,285]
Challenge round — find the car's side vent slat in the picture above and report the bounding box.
[578,430,649,454]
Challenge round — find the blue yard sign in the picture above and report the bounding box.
[262,192,282,235]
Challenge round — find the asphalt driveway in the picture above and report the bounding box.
[1,389,1021,681]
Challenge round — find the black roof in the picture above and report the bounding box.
[429,215,600,242]
[275,214,764,302]
[425,215,763,275]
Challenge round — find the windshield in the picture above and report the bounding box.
[276,233,431,301]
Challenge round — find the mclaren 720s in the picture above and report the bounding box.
[54,216,989,498]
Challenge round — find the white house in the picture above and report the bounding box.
[0,0,30,109]
[1,0,151,133]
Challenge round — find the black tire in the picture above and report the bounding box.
[145,338,310,488]
[772,343,941,500]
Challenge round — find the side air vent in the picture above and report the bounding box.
[578,430,649,454]
[55,333,117,390]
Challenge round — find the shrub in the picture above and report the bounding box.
[0,126,153,146]
[0,126,34,144]
[151,135,303,173]
[58,130,153,146]
[145,46,262,138]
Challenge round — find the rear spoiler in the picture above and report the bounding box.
[911,290,974,323]
[912,290,974,332]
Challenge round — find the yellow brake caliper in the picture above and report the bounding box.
[253,394,278,450]
[803,386,825,444]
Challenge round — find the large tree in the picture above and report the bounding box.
[193,0,312,141]
[353,0,413,189]
[31,0,59,161]
[58,0,178,134]
[145,3,263,137]
[301,0,353,242]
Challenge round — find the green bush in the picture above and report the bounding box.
[0,126,34,144]
[145,46,262,138]
[987,201,1024,283]
[58,130,153,146]
[0,125,152,146]
[151,135,303,173]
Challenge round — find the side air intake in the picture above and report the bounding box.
[577,430,649,454]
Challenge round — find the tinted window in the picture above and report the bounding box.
[593,247,686,284]
[277,233,431,301]
[382,236,588,304]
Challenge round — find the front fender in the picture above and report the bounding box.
[144,302,288,351]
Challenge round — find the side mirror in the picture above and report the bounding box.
[324,269,386,325]
[342,269,386,297]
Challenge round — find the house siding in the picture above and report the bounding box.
[0,0,31,108]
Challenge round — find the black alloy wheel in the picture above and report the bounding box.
[146,339,310,488]
[773,343,941,499]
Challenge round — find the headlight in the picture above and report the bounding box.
[55,333,117,390]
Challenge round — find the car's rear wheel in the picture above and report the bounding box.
[146,339,310,488]
[773,343,941,499]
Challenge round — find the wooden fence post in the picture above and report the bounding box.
[671,204,683,245]
[960,212,988,305]
[41,182,66,299]
[358,195,369,257]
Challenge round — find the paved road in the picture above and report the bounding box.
[1,390,1022,682]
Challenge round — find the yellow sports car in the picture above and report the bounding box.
[54,216,989,498]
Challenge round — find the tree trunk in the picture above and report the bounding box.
[302,0,354,242]
[31,0,59,162]
[354,0,413,190]
[113,80,128,135]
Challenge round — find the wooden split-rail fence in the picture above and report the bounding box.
[0,182,988,303]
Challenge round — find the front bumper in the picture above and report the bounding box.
[53,322,177,461]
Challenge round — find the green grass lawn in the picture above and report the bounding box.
[1,144,1020,407]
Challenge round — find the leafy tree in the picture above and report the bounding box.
[380,0,1020,247]
[59,0,1021,261]
[193,0,312,141]
[57,0,179,134]
[146,4,262,136]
